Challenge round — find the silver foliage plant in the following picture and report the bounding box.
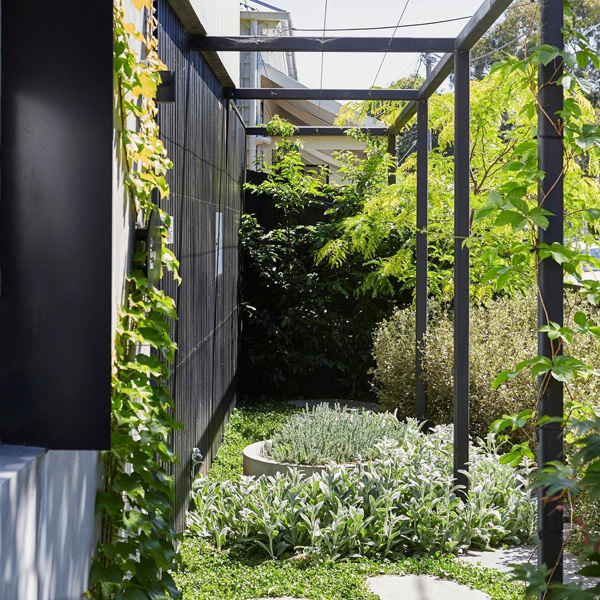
[188,422,536,560]
[263,403,409,466]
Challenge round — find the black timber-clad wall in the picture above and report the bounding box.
[157,0,245,531]
[0,1,113,449]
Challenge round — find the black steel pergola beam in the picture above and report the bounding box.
[191,35,456,53]
[389,53,455,134]
[245,126,389,136]
[230,88,420,101]
[453,49,471,497]
[389,0,514,135]
[415,100,428,421]
[537,0,564,590]
[455,0,515,50]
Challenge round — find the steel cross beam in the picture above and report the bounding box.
[230,88,420,101]
[191,35,456,53]
[389,0,516,135]
[245,126,389,136]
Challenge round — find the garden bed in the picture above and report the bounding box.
[177,400,531,600]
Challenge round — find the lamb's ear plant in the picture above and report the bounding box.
[188,423,536,561]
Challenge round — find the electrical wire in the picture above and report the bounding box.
[471,32,528,62]
[283,15,472,33]
[371,0,411,88]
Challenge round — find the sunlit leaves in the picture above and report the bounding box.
[90,4,181,600]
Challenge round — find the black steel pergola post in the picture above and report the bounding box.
[537,0,564,588]
[388,135,397,184]
[453,49,470,495]
[415,100,428,421]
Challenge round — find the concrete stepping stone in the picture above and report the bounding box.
[367,574,490,600]
[459,546,600,587]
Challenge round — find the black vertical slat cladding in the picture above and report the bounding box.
[156,0,245,532]
[453,50,470,496]
[537,0,564,588]
[415,100,428,422]
[0,1,113,449]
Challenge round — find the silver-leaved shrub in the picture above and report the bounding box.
[263,403,408,465]
[372,290,600,441]
[188,422,536,560]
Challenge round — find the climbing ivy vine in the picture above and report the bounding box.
[471,4,600,597]
[87,2,181,598]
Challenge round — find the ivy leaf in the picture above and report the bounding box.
[487,190,504,207]
[473,205,500,223]
[494,210,528,232]
[132,0,152,11]
[537,48,560,66]
[528,207,552,229]
[575,124,600,151]
[586,208,600,221]
[122,588,149,600]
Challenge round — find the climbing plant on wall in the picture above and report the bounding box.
[87,2,181,598]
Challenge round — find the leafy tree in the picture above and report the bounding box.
[242,119,399,396]
[319,63,599,305]
[472,0,600,107]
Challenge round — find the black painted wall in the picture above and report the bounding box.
[0,1,113,449]
[157,0,246,531]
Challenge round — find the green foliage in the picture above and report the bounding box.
[264,403,408,465]
[471,0,600,109]
[88,3,181,598]
[371,291,600,442]
[189,422,535,561]
[208,399,299,483]
[467,16,600,597]
[242,123,397,394]
[176,539,526,600]
[323,63,600,305]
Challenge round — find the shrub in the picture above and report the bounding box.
[372,291,600,440]
[188,422,536,560]
[264,403,408,465]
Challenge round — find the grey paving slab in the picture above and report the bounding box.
[367,575,490,600]
[459,546,600,587]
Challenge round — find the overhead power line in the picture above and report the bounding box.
[371,0,411,88]
[285,15,472,33]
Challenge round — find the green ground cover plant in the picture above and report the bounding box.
[176,538,525,600]
[264,403,408,465]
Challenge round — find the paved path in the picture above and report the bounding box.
[459,545,600,587]
[367,574,490,600]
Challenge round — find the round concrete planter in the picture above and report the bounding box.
[243,440,350,478]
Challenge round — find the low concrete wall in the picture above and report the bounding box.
[243,441,356,479]
[0,446,100,600]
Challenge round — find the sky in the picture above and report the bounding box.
[250,0,486,89]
